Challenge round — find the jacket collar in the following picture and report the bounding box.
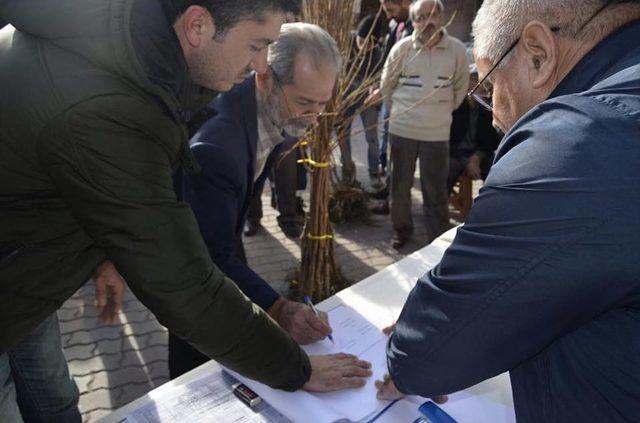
[231,77,259,182]
[239,77,259,161]
[550,20,640,99]
[130,0,215,121]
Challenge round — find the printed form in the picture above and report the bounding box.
[125,370,290,423]
[228,304,392,423]
[302,305,390,420]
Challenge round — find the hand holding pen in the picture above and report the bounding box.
[304,295,334,343]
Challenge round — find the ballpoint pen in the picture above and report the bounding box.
[303,295,334,343]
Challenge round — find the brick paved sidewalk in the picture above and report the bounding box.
[59,117,478,421]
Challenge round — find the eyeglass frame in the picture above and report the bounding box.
[467,27,559,113]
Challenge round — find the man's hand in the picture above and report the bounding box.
[382,321,396,336]
[375,373,404,400]
[304,353,372,392]
[376,373,448,404]
[268,298,332,345]
[93,260,125,325]
[465,154,482,180]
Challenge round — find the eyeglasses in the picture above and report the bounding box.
[266,66,335,126]
[413,12,441,23]
[467,0,616,114]
[467,27,559,113]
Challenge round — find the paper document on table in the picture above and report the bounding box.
[228,304,391,423]
[438,390,515,423]
[125,370,290,423]
[304,304,386,356]
[302,305,390,420]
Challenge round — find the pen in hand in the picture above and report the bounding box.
[303,295,334,343]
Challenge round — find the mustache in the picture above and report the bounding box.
[420,23,436,32]
[417,24,441,42]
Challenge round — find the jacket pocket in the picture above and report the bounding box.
[432,76,454,103]
[399,74,423,88]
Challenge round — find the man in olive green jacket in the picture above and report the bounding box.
[0,0,370,420]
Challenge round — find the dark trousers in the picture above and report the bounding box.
[168,240,248,379]
[390,135,450,242]
[379,102,391,170]
[342,106,381,177]
[247,141,306,226]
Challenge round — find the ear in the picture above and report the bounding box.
[181,5,216,48]
[520,21,558,89]
[255,70,273,94]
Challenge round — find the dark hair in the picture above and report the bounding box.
[356,13,388,42]
[173,0,301,37]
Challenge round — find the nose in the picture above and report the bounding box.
[250,49,269,75]
[311,103,326,116]
[303,104,325,122]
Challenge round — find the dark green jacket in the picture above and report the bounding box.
[0,0,310,391]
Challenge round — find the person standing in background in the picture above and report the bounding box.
[380,0,469,248]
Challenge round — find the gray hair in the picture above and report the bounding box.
[472,0,635,67]
[268,22,342,85]
[409,0,444,20]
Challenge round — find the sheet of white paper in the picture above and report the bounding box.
[229,305,391,423]
[302,305,390,422]
[304,305,386,357]
[125,370,289,423]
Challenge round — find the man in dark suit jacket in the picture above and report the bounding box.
[169,23,345,379]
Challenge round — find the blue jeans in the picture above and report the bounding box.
[0,314,81,423]
[343,106,381,176]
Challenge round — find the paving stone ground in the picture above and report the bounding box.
[59,116,480,422]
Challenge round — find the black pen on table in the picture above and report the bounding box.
[303,295,334,343]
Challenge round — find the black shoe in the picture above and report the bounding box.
[370,201,390,215]
[368,186,389,200]
[392,233,410,249]
[279,222,303,238]
[244,220,263,236]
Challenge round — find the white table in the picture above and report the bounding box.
[102,227,514,423]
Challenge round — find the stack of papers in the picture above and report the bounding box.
[125,371,289,423]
